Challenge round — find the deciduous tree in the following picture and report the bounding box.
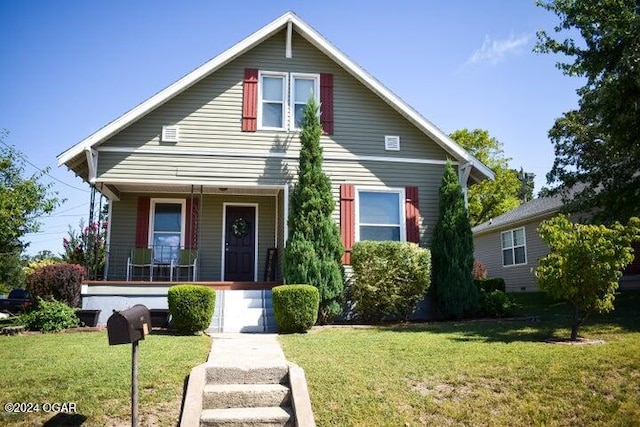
[283,98,344,323]
[450,129,532,226]
[0,133,59,288]
[536,214,640,340]
[536,0,640,222]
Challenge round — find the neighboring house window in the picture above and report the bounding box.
[356,189,405,242]
[501,227,526,266]
[257,71,319,130]
[149,199,186,264]
[291,73,320,129]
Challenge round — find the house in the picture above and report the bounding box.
[472,192,640,292]
[57,12,493,331]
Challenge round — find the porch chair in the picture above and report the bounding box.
[170,249,198,281]
[126,248,154,281]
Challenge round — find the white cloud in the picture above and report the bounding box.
[466,34,531,66]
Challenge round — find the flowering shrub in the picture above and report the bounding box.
[63,220,106,280]
[472,260,488,280]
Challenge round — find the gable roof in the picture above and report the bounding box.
[57,11,493,182]
[472,195,563,235]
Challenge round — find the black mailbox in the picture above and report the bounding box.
[107,304,151,345]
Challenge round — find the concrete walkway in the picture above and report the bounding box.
[180,333,316,427]
[207,333,287,368]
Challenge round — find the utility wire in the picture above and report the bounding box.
[0,139,90,193]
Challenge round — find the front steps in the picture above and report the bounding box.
[211,290,276,333]
[181,334,315,427]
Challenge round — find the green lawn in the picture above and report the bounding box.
[279,292,640,427]
[0,330,210,426]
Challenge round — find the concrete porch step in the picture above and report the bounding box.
[203,383,291,409]
[200,406,294,427]
[206,365,289,385]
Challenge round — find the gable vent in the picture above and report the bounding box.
[385,135,400,151]
[162,125,179,143]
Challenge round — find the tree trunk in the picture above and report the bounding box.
[571,306,580,341]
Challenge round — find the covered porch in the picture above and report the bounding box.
[97,183,289,285]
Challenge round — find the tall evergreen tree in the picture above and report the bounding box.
[283,98,344,323]
[431,161,479,318]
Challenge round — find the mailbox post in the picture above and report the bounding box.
[107,304,151,427]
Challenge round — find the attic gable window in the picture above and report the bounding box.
[259,71,287,130]
[291,73,320,129]
[257,70,319,131]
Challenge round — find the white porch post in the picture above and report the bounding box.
[458,162,472,209]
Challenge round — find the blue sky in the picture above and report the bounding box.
[0,0,580,256]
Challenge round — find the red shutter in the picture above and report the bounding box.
[405,186,420,244]
[320,73,334,135]
[185,198,199,249]
[242,68,259,132]
[135,197,150,248]
[340,184,355,264]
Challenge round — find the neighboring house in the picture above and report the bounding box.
[58,12,493,330]
[472,193,640,292]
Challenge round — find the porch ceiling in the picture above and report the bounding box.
[108,183,280,196]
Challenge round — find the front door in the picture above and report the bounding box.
[224,205,256,281]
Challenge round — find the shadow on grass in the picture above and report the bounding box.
[43,413,87,426]
[381,291,640,344]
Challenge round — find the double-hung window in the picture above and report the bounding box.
[258,71,319,131]
[259,72,287,129]
[501,227,526,266]
[291,73,319,129]
[149,199,185,264]
[357,189,405,242]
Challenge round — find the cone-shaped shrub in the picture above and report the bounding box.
[168,285,215,334]
[272,285,319,333]
[431,161,479,318]
[283,98,344,323]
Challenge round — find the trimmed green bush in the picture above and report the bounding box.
[21,298,79,332]
[480,290,514,318]
[351,241,431,322]
[475,277,507,293]
[167,285,216,334]
[25,263,85,307]
[272,285,319,333]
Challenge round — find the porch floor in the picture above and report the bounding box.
[83,281,282,290]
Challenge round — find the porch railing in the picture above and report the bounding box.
[102,245,198,282]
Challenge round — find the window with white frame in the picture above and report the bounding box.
[357,189,405,242]
[258,71,319,131]
[259,72,287,129]
[501,227,526,266]
[149,199,185,264]
[291,73,319,129]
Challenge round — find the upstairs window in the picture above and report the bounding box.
[259,72,287,129]
[291,74,319,129]
[357,189,405,242]
[257,71,319,131]
[501,227,527,266]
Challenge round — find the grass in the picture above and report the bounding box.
[0,330,210,426]
[279,292,640,427]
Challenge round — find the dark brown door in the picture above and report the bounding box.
[224,206,256,281]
